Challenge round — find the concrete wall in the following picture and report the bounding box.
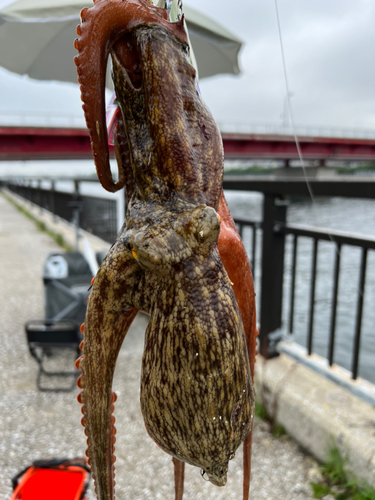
[255,353,375,487]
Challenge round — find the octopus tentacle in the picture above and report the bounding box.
[172,457,185,500]
[78,308,137,499]
[74,0,187,192]
[217,191,258,500]
[112,107,136,203]
[217,192,258,379]
[75,240,139,499]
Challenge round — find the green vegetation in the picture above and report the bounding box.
[310,446,375,499]
[1,192,73,252]
[225,165,275,176]
[271,423,287,438]
[255,400,268,420]
[337,163,375,175]
[254,400,286,438]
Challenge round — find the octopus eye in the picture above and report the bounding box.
[200,470,210,482]
[194,206,220,246]
[219,465,228,476]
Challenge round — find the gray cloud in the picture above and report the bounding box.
[191,0,375,131]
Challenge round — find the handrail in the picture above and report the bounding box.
[233,217,375,249]
[1,111,375,138]
[281,224,375,250]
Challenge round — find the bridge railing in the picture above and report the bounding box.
[1,111,375,139]
[0,110,85,129]
[217,122,375,139]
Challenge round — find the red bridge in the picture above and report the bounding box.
[1,126,375,162]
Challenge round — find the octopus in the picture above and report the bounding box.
[73,0,258,499]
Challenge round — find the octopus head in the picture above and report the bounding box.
[203,462,229,487]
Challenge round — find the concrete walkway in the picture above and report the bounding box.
[0,192,320,500]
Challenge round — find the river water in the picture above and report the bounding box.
[225,191,375,384]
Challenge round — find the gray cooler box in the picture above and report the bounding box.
[25,252,97,392]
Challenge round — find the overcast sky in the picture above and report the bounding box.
[0,0,374,133]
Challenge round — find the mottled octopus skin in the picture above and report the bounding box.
[74,1,257,499]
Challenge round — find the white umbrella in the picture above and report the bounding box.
[0,0,242,86]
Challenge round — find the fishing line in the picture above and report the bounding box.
[273,0,366,332]
[273,0,315,204]
[273,0,347,249]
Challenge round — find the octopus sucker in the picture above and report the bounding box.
[75,1,258,499]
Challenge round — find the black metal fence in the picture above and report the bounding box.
[4,177,375,383]
[234,196,375,382]
[282,224,374,380]
[6,181,118,244]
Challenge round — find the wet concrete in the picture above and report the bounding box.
[0,192,319,499]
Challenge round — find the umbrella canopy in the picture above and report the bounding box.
[0,0,242,86]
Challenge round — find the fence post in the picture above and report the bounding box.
[29,180,33,205]
[259,194,288,358]
[50,180,56,221]
[38,179,43,212]
[73,180,81,251]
